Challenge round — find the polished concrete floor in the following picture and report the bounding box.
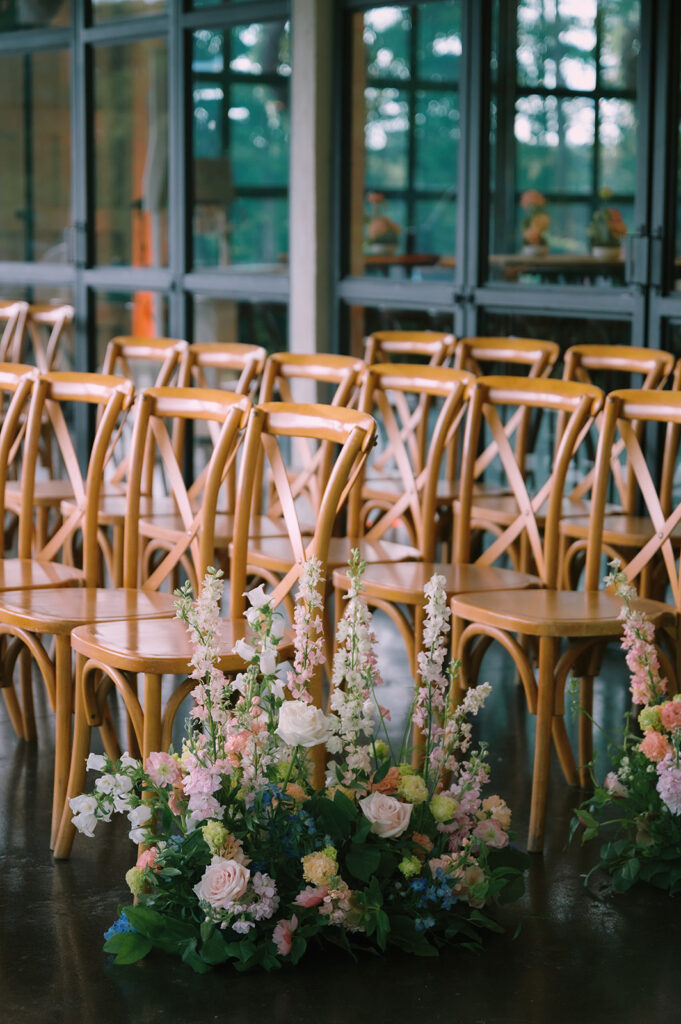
[1,619,680,1024]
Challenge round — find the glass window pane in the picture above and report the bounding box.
[193,296,287,353]
[489,0,639,286]
[191,22,290,270]
[93,39,168,268]
[0,0,70,29]
[348,3,460,279]
[94,291,169,369]
[344,304,453,360]
[0,51,71,263]
[91,0,165,24]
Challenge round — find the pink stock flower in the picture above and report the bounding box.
[604,772,628,798]
[656,755,681,815]
[272,915,298,956]
[639,730,672,763]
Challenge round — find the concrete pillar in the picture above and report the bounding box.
[288,0,334,366]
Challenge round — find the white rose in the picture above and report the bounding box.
[359,792,412,838]
[193,856,251,909]
[276,701,332,747]
[86,753,107,772]
[244,584,270,609]
[233,638,256,661]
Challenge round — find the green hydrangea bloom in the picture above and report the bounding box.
[125,866,146,896]
[430,794,457,823]
[202,820,228,854]
[398,774,429,805]
[398,855,422,878]
[638,706,661,732]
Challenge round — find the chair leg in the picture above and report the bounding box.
[51,635,73,849]
[1,686,25,739]
[53,653,90,860]
[19,646,36,741]
[551,716,578,786]
[528,635,559,854]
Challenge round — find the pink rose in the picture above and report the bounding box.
[272,915,298,956]
[639,730,672,763]
[659,701,681,732]
[294,885,328,908]
[193,856,250,909]
[359,792,412,838]
[136,846,160,872]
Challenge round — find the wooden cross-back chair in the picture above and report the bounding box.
[448,378,635,854]
[257,352,365,523]
[54,401,377,859]
[440,336,561,556]
[558,344,676,592]
[0,300,29,363]
[25,304,74,372]
[0,379,249,848]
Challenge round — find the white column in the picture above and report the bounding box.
[288,0,334,369]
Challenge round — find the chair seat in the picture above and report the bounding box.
[6,478,75,509]
[560,512,681,547]
[138,512,313,547]
[243,534,420,574]
[450,587,676,638]
[0,558,84,590]
[71,616,295,673]
[333,559,539,604]
[0,587,177,636]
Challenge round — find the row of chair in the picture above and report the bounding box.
[4,328,681,856]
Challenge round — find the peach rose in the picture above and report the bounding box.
[359,792,412,838]
[659,701,681,732]
[193,856,250,909]
[639,730,672,763]
[370,766,401,794]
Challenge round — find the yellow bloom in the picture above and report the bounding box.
[301,851,338,887]
[398,773,429,805]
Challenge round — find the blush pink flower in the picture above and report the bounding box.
[639,729,672,763]
[294,885,328,908]
[145,752,182,788]
[659,701,681,732]
[272,915,298,956]
[193,856,250,910]
[136,846,160,872]
[473,817,509,849]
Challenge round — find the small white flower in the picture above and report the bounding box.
[260,649,277,676]
[244,584,270,609]
[232,672,248,695]
[86,753,107,772]
[113,793,133,813]
[128,803,153,827]
[95,775,115,795]
[233,638,256,661]
[119,752,139,769]
[69,794,98,816]
[129,826,149,843]
[271,677,285,701]
[72,812,98,837]
[270,616,285,640]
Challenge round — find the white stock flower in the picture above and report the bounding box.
[276,700,332,748]
[86,753,107,772]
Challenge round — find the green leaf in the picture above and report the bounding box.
[103,931,153,965]
[345,844,381,882]
[332,790,359,822]
[121,905,167,939]
[201,929,231,966]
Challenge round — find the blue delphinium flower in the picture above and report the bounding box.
[104,909,136,941]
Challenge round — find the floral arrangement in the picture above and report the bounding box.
[70,554,526,972]
[587,188,627,249]
[365,192,401,248]
[572,562,681,894]
[519,189,550,248]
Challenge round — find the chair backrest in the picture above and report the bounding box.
[179,341,266,398]
[449,337,560,484]
[562,344,676,508]
[0,364,39,549]
[123,386,251,593]
[25,304,74,372]
[0,301,29,363]
[364,330,455,367]
[16,372,135,584]
[584,388,681,606]
[257,353,365,518]
[100,336,188,489]
[231,401,376,619]
[350,363,472,559]
[455,376,603,587]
